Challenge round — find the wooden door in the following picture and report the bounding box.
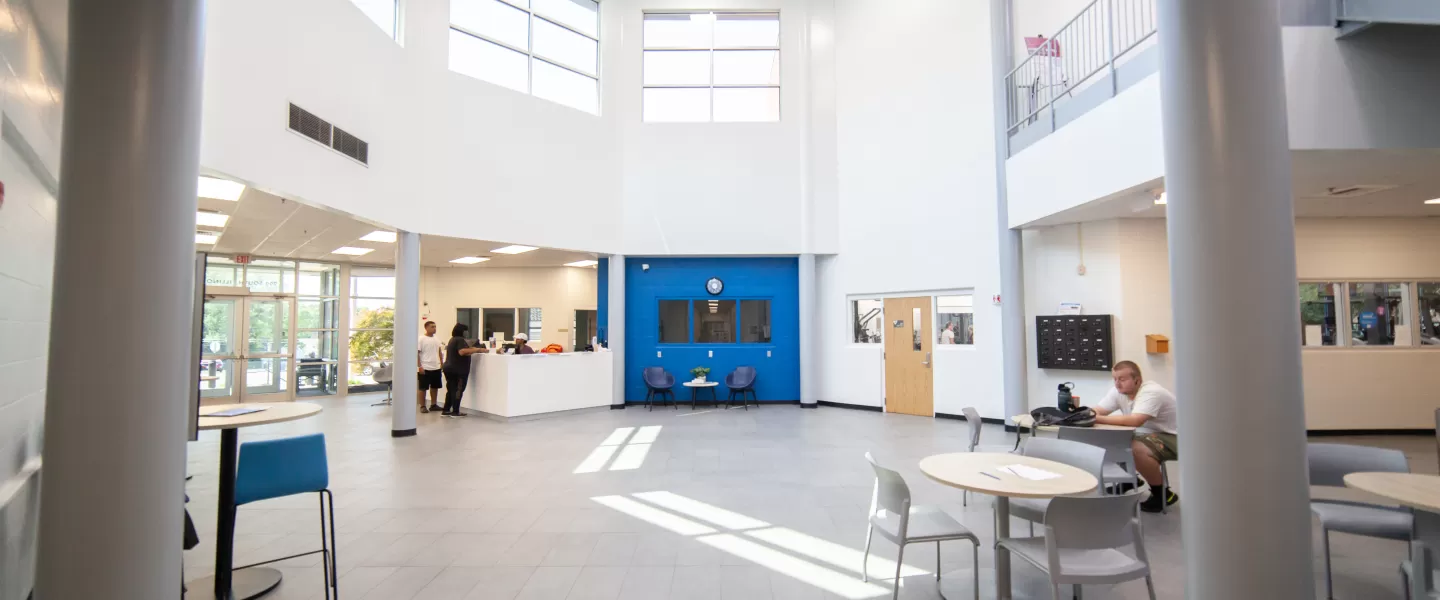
[884,297,934,416]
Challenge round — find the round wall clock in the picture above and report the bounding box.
[705,277,724,295]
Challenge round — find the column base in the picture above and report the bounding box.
[391,428,417,437]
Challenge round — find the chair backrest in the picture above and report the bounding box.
[372,363,393,384]
[1307,443,1409,488]
[1022,437,1105,496]
[961,407,983,451]
[1056,427,1135,469]
[730,366,756,388]
[863,452,912,536]
[643,367,670,388]
[1044,493,1143,551]
[234,433,329,506]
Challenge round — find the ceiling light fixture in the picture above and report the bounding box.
[196,211,230,228]
[198,176,246,201]
[1154,191,1167,205]
[491,245,539,255]
[1426,198,1440,205]
[565,260,599,267]
[450,256,490,264]
[360,230,398,243]
[332,246,374,256]
[195,232,219,245]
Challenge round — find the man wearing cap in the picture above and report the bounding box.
[513,332,537,354]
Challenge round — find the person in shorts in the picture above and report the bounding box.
[417,321,444,413]
[1094,360,1180,512]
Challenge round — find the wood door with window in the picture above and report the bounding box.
[883,297,934,416]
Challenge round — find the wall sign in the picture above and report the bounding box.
[705,277,724,295]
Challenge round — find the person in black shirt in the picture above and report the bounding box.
[442,323,487,417]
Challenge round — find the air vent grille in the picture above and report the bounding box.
[1312,184,1397,199]
[286,103,368,166]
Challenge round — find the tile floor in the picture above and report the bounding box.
[182,395,1436,599]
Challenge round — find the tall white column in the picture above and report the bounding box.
[36,0,203,595]
[798,254,818,407]
[990,0,1028,419]
[1157,1,1315,597]
[608,255,627,407]
[392,231,420,436]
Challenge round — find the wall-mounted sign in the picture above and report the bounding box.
[1359,311,1378,328]
[705,277,724,295]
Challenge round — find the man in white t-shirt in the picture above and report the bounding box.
[1094,360,1179,513]
[417,321,444,413]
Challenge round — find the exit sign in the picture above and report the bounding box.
[234,255,252,265]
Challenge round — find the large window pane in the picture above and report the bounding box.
[350,273,396,298]
[644,88,711,122]
[449,30,529,93]
[349,330,394,361]
[694,299,735,343]
[533,58,599,114]
[298,331,340,361]
[297,362,340,397]
[936,295,974,345]
[298,298,340,330]
[713,88,780,122]
[534,17,597,74]
[451,0,530,50]
[714,13,780,47]
[658,300,690,343]
[519,307,543,342]
[644,13,714,48]
[245,261,295,294]
[247,301,290,355]
[643,50,711,86]
[351,299,395,329]
[853,299,882,344]
[713,50,780,85]
[1420,283,1440,345]
[1299,283,1339,347]
[483,308,517,342]
[350,0,398,39]
[533,0,599,38]
[298,263,340,296]
[740,300,771,343]
[1349,282,1411,347]
[205,264,240,288]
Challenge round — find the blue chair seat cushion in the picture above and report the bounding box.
[1310,501,1412,540]
[234,433,329,506]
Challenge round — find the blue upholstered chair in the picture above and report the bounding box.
[643,367,676,411]
[233,433,338,599]
[724,366,757,410]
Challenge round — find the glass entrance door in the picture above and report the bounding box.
[200,296,294,404]
[200,297,242,403]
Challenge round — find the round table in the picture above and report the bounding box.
[1010,414,1135,451]
[1345,472,1440,513]
[682,381,720,409]
[189,402,323,600]
[920,452,1098,600]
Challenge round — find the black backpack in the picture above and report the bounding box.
[1030,406,1097,428]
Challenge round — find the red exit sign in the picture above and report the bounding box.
[234,255,252,265]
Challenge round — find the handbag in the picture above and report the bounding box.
[1030,406,1097,428]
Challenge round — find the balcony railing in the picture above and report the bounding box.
[1005,0,1158,140]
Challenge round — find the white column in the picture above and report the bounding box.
[392,231,420,436]
[1157,0,1315,597]
[990,0,1028,419]
[798,254,818,407]
[608,255,627,406]
[36,0,203,595]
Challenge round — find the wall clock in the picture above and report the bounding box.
[705,277,724,295]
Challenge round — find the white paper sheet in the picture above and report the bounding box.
[997,464,1062,481]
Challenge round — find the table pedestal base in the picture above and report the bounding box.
[186,567,282,599]
[995,496,1012,600]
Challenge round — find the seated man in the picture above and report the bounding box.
[1093,360,1179,513]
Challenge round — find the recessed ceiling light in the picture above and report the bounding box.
[195,232,219,245]
[564,260,599,267]
[450,256,490,264]
[198,176,245,201]
[359,230,397,243]
[332,246,374,256]
[491,245,539,255]
[196,211,229,228]
[1154,191,1167,205]
[1426,198,1440,205]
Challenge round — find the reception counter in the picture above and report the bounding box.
[461,351,614,419]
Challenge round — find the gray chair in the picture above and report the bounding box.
[1057,427,1138,493]
[997,493,1157,600]
[959,407,1012,506]
[1308,442,1413,600]
[1401,514,1440,600]
[1008,438,1106,536]
[369,362,394,406]
[862,452,980,600]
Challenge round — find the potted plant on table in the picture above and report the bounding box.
[690,366,710,383]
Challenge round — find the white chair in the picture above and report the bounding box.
[862,452,980,600]
[1056,427,1138,493]
[369,362,394,406]
[1007,438,1105,537]
[1308,443,1412,600]
[997,493,1157,600]
[959,407,1012,505]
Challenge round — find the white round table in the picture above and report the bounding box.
[189,402,323,600]
[920,452,1098,600]
[682,381,720,409]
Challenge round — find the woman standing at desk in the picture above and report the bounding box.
[442,323,487,417]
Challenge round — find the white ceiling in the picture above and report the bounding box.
[1020,149,1440,228]
[196,187,598,268]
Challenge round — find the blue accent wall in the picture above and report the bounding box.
[624,257,799,402]
[597,257,609,346]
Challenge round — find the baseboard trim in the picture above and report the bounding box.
[623,399,798,406]
[800,403,817,409]
[390,428,417,438]
[817,400,883,412]
[1308,428,1436,437]
[609,404,626,410]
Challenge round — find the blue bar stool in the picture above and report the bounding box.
[232,433,338,599]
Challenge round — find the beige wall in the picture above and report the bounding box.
[419,267,598,350]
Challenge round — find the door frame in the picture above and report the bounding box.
[882,297,934,417]
[200,293,297,404]
[849,288,978,415]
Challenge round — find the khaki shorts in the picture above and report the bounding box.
[1135,432,1179,463]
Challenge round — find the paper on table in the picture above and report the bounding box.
[997,464,1062,481]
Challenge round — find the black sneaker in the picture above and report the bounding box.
[1141,488,1178,513]
[451,412,467,418]
[429,404,442,412]
[1166,489,1180,506]
[440,412,454,418]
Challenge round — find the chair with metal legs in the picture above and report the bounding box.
[1308,443,1412,600]
[1007,437,1105,537]
[1057,427,1138,494]
[862,452,980,600]
[370,362,394,406]
[232,433,338,599]
[642,367,676,411]
[997,493,1157,600]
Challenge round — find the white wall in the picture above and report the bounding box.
[0,0,61,595]
[813,0,1006,420]
[419,266,598,350]
[1024,217,1440,430]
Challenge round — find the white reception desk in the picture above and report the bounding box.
[461,351,614,419]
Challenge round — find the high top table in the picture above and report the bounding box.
[188,402,323,599]
[921,452,1098,600]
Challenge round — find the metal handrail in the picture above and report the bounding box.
[1005,0,1157,136]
